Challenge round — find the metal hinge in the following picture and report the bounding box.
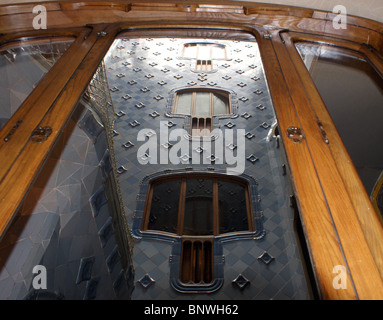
[97,31,108,37]
[31,126,52,142]
[3,119,23,142]
[286,126,304,143]
[317,121,329,144]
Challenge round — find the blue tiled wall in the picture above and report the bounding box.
[105,35,312,300]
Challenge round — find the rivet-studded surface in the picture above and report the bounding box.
[104,36,312,300]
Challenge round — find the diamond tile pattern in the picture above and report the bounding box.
[0,36,312,300]
[104,37,312,300]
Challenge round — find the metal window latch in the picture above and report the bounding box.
[3,119,23,142]
[317,121,329,144]
[286,126,304,143]
[97,31,108,37]
[31,126,52,142]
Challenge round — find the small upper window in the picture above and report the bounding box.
[182,43,227,71]
[173,89,231,136]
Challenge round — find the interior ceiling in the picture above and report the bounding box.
[1,0,383,24]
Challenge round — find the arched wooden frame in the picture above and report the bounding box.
[0,1,382,300]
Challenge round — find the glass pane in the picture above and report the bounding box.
[176,92,192,114]
[183,178,213,235]
[218,180,249,234]
[212,45,226,59]
[183,44,197,59]
[195,92,210,116]
[296,43,383,195]
[196,45,212,60]
[147,179,181,234]
[0,39,73,130]
[213,92,229,115]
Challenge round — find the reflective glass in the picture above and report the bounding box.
[213,92,229,115]
[147,179,181,234]
[195,92,210,116]
[0,39,73,130]
[176,92,192,114]
[218,180,249,234]
[296,43,383,196]
[183,178,213,235]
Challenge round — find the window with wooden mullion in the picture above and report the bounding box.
[142,175,253,236]
[182,43,227,72]
[191,91,212,136]
[173,89,230,136]
[180,238,213,285]
[179,177,216,285]
[195,44,213,71]
[142,175,254,286]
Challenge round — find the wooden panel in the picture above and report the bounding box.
[282,32,383,279]
[59,1,130,11]
[255,28,356,300]
[0,28,92,185]
[130,2,244,13]
[245,3,315,17]
[0,2,61,16]
[0,1,382,56]
[268,29,383,299]
[0,25,106,240]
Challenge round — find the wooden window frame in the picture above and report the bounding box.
[1,2,383,299]
[142,174,254,287]
[0,26,98,240]
[195,59,212,71]
[172,88,231,136]
[182,42,227,72]
[141,174,254,237]
[180,237,214,285]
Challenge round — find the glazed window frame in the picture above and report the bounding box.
[0,36,76,130]
[141,174,255,237]
[141,174,255,288]
[171,88,232,137]
[180,42,229,72]
[179,237,214,286]
[294,40,383,217]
